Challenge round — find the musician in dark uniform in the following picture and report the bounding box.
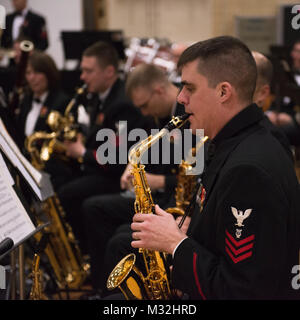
[14,50,71,190]
[103,50,297,300]
[131,36,300,299]
[80,63,191,299]
[16,50,69,146]
[252,50,293,161]
[1,0,48,51]
[57,41,149,253]
[266,40,300,146]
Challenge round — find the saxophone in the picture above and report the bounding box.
[106,113,190,300]
[25,133,90,290]
[27,84,87,163]
[166,137,208,216]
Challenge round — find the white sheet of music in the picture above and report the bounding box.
[0,119,42,185]
[0,153,14,186]
[0,119,43,200]
[0,159,35,245]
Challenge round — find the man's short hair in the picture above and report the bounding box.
[125,63,169,98]
[177,36,257,103]
[252,51,273,87]
[83,41,119,71]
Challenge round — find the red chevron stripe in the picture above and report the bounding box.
[225,246,253,263]
[225,229,255,247]
[225,238,254,256]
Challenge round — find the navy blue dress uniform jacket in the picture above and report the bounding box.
[172,104,300,299]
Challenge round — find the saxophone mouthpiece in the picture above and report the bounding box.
[77,83,87,95]
[164,113,190,131]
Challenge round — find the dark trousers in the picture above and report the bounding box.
[82,194,135,293]
[57,174,121,253]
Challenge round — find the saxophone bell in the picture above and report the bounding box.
[107,253,149,300]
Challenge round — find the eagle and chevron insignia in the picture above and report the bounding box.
[225,207,255,262]
[231,207,252,227]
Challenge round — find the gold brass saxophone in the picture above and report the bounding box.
[166,137,208,216]
[25,134,90,290]
[29,254,48,300]
[106,113,190,300]
[26,84,87,163]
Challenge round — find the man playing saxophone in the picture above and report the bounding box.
[80,63,194,299]
[131,36,300,299]
[57,41,149,253]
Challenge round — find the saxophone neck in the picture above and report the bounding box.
[183,136,209,167]
[128,113,190,165]
[128,129,169,165]
[64,83,87,117]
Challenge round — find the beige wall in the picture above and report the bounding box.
[212,0,298,36]
[96,0,298,45]
[104,0,213,45]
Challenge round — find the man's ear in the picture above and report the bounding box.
[217,82,232,102]
[253,84,270,109]
[104,65,115,77]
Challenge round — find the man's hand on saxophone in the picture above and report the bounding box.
[131,204,189,255]
[64,133,86,159]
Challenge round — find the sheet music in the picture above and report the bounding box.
[0,119,42,185]
[0,161,35,246]
[0,119,43,200]
[0,153,14,186]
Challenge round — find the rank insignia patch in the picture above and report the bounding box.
[231,207,252,238]
[231,207,252,227]
[225,230,255,264]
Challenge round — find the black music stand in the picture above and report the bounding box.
[61,30,126,67]
[0,223,50,261]
[0,222,50,300]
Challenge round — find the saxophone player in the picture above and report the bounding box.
[57,41,149,254]
[80,63,192,299]
[131,36,300,300]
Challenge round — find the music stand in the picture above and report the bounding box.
[61,30,126,67]
[0,222,50,300]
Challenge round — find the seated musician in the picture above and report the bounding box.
[129,36,300,300]
[80,63,192,299]
[252,51,293,161]
[266,40,300,146]
[14,50,72,189]
[104,36,300,300]
[16,50,69,146]
[56,41,150,254]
